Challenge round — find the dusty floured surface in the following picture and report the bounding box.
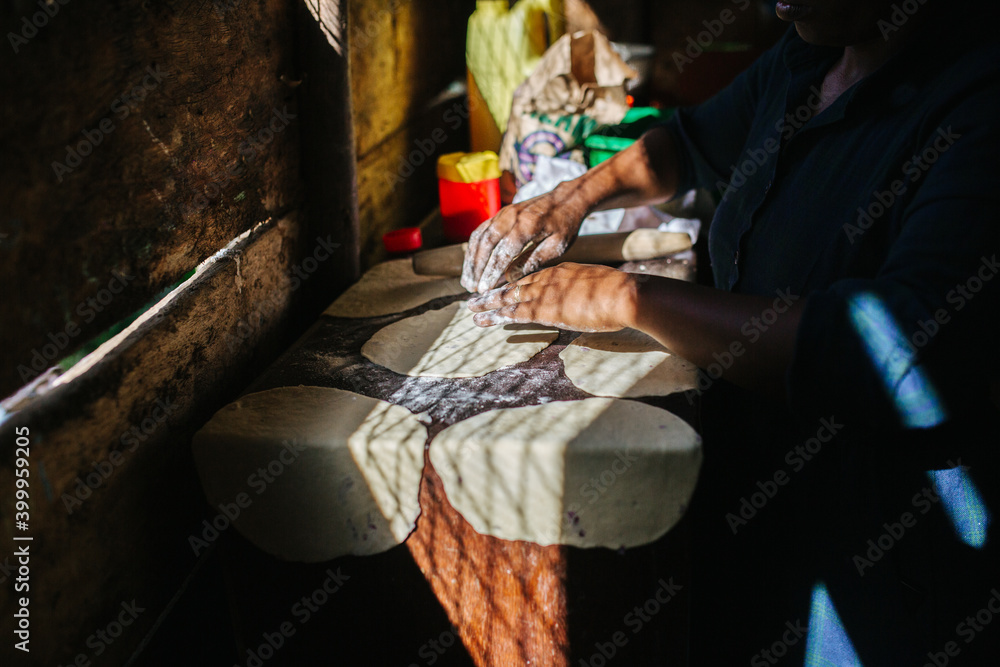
[192,386,427,562]
[560,328,698,398]
[362,301,559,378]
[430,398,701,549]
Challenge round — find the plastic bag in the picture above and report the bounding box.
[499,30,636,188]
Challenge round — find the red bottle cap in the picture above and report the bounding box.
[382,227,422,254]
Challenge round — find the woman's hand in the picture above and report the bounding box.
[467,263,639,333]
[461,127,683,294]
[461,182,589,294]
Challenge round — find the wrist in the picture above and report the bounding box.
[553,173,602,222]
[620,271,646,331]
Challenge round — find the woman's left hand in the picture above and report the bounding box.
[467,263,638,333]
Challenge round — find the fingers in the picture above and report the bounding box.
[466,263,630,332]
[471,302,533,328]
[504,235,570,283]
[477,235,529,294]
[461,215,529,293]
[461,223,494,292]
[467,280,536,313]
[461,191,578,292]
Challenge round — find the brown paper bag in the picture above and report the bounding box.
[499,30,637,189]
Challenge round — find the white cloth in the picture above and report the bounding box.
[513,155,701,242]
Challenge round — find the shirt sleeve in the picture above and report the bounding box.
[786,81,1000,431]
[661,29,794,195]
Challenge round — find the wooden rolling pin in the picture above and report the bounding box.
[412,229,692,276]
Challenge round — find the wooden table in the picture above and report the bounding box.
[218,255,697,667]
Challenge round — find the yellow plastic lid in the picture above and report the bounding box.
[437,151,501,183]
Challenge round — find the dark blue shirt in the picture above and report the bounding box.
[664,21,1000,666]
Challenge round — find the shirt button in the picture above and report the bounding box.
[733,250,740,265]
[764,180,773,195]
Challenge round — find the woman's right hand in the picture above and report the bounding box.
[461,181,588,294]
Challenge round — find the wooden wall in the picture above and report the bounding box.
[349,0,477,269]
[0,1,358,665]
[0,1,305,398]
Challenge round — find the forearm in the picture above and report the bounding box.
[627,275,803,401]
[556,125,682,216]
[469,262,802,401]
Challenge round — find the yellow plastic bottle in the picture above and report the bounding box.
[466,0,565,152]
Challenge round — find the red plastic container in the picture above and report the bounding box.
[437,152,501,242]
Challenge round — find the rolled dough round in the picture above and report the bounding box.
[430,398,701,549]
[560,328,697,398]
[324,258,464,318]
[362,301,559,378]
[192,386,427,562]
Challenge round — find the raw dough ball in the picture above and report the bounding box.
[430,398,701,549]
[324,258,464,318]
[192,386,427,562]
[362,301,558,378]
[560,328,697,398]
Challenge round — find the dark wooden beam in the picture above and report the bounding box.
[0,217,316,666]
[0,0,302,397]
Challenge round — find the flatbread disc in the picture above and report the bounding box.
[560,328,697,398]
[362,301,558,378]
[430,398,701,548]
[192,386,427,562]
[324,258,464,318]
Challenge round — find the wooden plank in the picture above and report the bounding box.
[348,0,476,270]
[0,2,359,663]
[410,459,692,666]
[349,0,476,160]
[0,0,302,397]
[295,0,363,321]
[0,216,323,666]
[355,92,472,269]
[407,460,570,667]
